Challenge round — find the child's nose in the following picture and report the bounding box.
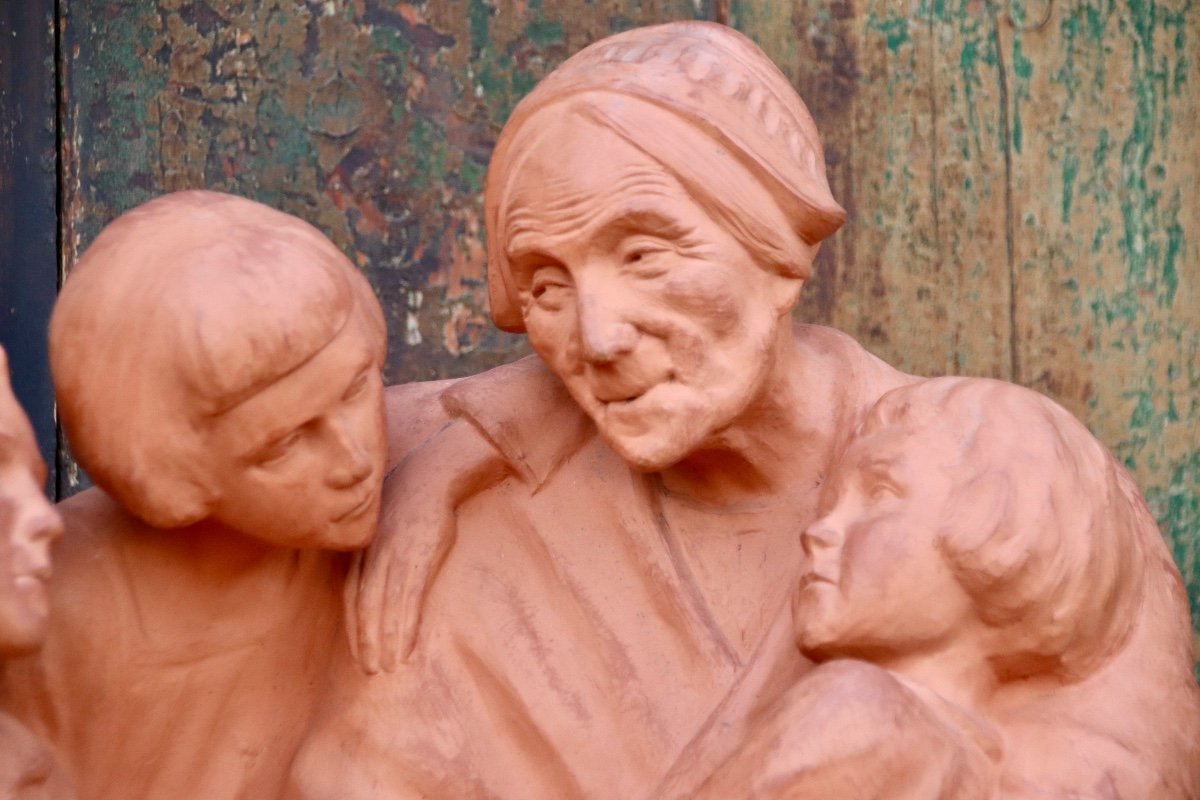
[800,520,842,557]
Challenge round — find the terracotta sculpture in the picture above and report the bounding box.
[0,20,1194,800]
[0,346,72,799]
[0,191,401,800]
[658,376,1195,799]
[287,21,1200,800]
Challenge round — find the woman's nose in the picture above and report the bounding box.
[576,292,637,364]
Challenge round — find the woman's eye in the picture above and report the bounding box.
[529,269,572,309]
[623,242,671,275]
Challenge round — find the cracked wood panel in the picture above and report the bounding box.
[61,0,1198,654]
[59,0,709,388]
[736,0,1199,658]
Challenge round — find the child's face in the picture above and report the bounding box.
[793,425,976,661]
[203,312,387,551]
[0,412,62,656]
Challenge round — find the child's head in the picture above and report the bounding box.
[795,377,1146,682]
[0,347,62,656]
[51,191,388,550]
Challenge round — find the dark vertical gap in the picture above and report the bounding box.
[53,0,67,499]
[0,0,61,495]
[985,0,1020,384]
[711,0,730,26]
[927,8,941,252]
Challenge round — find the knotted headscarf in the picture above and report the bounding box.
[484,21,845,332]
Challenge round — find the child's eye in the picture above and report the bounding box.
[869,481,901,500]
[343,372,370,401]
[254,431,302,466]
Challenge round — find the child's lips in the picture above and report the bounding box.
[333,491,376,523]
[798,569,837,589]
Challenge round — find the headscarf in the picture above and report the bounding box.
[484,21,845,332]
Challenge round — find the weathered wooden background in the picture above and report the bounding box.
[50,0,1200,657]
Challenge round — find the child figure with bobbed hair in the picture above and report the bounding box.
[659,376,1200,799]
[0,190,468,800]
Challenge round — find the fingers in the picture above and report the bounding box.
[355,542,386,675]
[396,515,458,667]
[344,549,363,668]
[397,557,427,666]
[380,553,402,674]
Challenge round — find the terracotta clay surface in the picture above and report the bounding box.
[290,22,1200,800]
[661,377,1199,799]
[0,191,399,800]
[2,21,1197,800]
[0,347,72,799]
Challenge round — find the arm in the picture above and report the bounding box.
[347,418,510,673]
[347,357,593,674]
[691,660,1000,800]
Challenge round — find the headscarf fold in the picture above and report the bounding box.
[484,21,845,331]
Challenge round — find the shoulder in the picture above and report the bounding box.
[382,378,462,469]
[791,324,921,429]
[37,488,142,627]
[385,357,593,486]
[792,324,916,386]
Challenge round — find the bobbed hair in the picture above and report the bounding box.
[862,377,1147,682]
[51,191,386,528]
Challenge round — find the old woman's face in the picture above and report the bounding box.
[502,113,800,471]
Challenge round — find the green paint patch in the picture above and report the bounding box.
[868,13,910,54]
[1163,206,1182,307]
[1129,390,1156,430]
[1145,452,1200,645]
[525,19,564,48]
[1061,150,1079,222]
[468,0,491,55]
[405,116,447,189]
[1010,37,1033,154]
[458,159,485,195]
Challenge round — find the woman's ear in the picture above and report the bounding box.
[770,274,805,318]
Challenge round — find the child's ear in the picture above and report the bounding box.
[133,487,212,529]
[104,467,215,529]
[940,472,1011,563]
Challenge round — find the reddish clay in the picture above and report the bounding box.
[1,192,392,799]
[0,346,72,799]
[291,22,1200,800]
[0,21,1195,800]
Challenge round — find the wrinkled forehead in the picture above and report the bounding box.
[501,101,674,209]
[501,108,692,245]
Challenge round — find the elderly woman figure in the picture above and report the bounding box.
[291,22,1199,800]
[295,22,910,799]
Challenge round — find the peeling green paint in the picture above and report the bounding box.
[1061,150,1079,222]
[867,12,910,54]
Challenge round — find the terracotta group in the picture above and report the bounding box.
[0,20,1197,800]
